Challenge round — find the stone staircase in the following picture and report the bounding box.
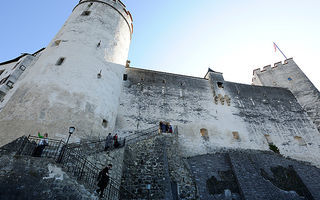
[15,135,136,200]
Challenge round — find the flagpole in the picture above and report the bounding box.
[273,42,288,60]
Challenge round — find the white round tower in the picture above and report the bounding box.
[0,0,133,144]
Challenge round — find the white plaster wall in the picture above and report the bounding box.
[116,68,320,167]
[253,59,320,132]
[0,0,132,145]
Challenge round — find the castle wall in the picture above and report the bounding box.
[116,67,320,166]
[0,0,132,146]
[253,58,320,132]
[0,55,38,104]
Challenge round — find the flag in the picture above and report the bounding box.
[273,42,277,52]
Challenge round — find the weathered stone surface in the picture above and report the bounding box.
[0,153,96,200]
[116,67,320,167]
[187,150,320,200]
[121,135,171,199]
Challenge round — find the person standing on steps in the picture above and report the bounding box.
[104,133,112,151]
[113,133,119,148]
[96,164,112,198]
[32,132,49,157]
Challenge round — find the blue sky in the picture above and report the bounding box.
[1,0,319,89]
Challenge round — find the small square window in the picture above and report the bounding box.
[19,65,26,71]
[123,74,128,81]
[217,82,224,88]
[54,40,61,46]
[6,80,14,88]
[81,11,91,16]
[56,57,65,65]
[232,131,240,140]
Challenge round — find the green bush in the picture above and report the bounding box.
[269,144,280,154]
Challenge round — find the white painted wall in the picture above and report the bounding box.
[116,68,320,167]
[0,0,132,145]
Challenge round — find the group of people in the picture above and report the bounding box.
[104,133,121,151]
[159,121,173,133]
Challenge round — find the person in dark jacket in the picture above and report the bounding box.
[113,134,119,148]
[104,133,112,151]
[96,164,112,198]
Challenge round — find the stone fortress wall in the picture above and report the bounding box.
[116,65,320,167]
[253,58,320,132]
[1,1,320,199]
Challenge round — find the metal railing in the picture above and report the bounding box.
[16,135,137,200]
[125,125,159,144]
[16,135,64,159]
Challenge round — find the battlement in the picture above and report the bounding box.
[253,58,295,75]
[76,0,133,34]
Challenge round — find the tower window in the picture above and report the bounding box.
[232,131,240,140]
[264,134,273,144]
[123,74,128,81]
[6,80,14,89]
[19,65,26,71]
[81,11,91,16]
[294,136,306,146]
[102,119,108,128]
[217,82,224,88]
[200,128,209,141]
[54,40,61,46]
[56,57,65,65]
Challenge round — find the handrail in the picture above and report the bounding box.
[67,137,126,150]
[16,134,137,199]
[125,125,159,143]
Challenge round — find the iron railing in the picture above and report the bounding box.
[125,125,159,144]
[16,135,64,159]
[16,135,137,199]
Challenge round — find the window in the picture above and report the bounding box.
[54,40,62,46]
[232,131,240,140]
[200,128,209,140]
[294,136,306,146]
[0,69,4,76]
[56,57,65,65]
[81,11,91,16]
[217,82,224,88]
[19,65,26,71]
[6,80,14,89]
[264,134,272,144]
[123,74,128,81]
[102,119,108,128]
